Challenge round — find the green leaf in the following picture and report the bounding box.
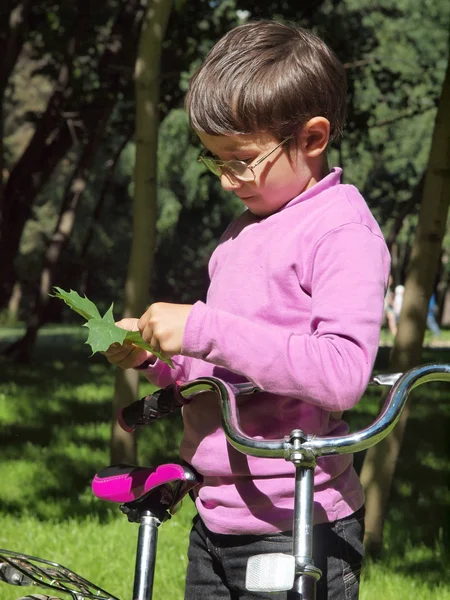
[52,287,174,368]
[52,287,101,320]
[84,306,128,354]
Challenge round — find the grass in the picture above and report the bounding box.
[0,325,449,599]
[0,509,196,600]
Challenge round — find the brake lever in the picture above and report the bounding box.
[370,373,403,386]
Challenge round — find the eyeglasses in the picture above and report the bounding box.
[198,136,293,182]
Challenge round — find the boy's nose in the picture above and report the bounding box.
[220,171,244,191]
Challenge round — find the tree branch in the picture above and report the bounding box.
[0,0,36,94]
[385,173,425,250]
[374,105,436,128]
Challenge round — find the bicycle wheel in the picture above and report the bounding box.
[17,595,63,600]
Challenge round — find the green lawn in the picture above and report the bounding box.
[0,326,449,599]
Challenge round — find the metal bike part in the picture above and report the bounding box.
[370,373,403,386]
[0,549,120,600]
[292,464,321,596]
[16,595,65,599]
[205,363,450,459]
[180,377,290,458]
[305,363,450,457]
[0,561,31,585]
[245,463,320,596]
[132,512,161,600]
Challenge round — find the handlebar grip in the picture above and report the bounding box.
[118,382,186,433]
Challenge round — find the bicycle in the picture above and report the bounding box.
[1,362,449,600]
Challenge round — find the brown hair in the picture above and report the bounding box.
[185,20,347,143]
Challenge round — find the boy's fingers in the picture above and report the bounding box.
[116,347,135,365]
[104,345,132,361]
[105,341,134,355]
[103,345,122,357]
[115,318,139,331]
[102,338,148,369]
[149,336,161,354]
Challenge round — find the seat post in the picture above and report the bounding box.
[132,510,162,600]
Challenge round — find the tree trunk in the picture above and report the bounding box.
[385,173,424,251]
[78,129,133,296]
[360,48,450,557]
[0,0,91,309]
[6,281,22,323]
[0,0,35,205]
[111,0,173,465]
[0,0,144,311]
[5,97,115,363]
[0,0,35,96]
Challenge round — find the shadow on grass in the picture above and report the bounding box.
[0,330,184,522]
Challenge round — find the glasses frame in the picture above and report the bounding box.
[198,135,294,182]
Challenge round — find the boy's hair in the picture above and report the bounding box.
[185,20,347,143]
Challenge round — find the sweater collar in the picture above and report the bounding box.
[278,167,342,213]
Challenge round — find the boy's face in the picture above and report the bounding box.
[197,128,327,217]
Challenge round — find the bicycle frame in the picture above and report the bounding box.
[1,363,450,600]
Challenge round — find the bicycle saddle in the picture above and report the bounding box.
[92,463,200,508]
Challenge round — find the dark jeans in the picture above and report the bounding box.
[184,507,365,600]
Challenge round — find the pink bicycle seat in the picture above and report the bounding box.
[92,463,200,505]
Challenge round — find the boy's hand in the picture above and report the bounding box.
[138,303,193,357]
[103,318,151,369]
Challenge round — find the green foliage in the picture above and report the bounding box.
[52,288,174,366]
[3,0,450,316]
[149,108,243,303]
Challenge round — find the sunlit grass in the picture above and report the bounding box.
[0,506,195,600]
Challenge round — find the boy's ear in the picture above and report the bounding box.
[299,117,330,157]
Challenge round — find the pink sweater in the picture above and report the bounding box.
[142,168,390,534]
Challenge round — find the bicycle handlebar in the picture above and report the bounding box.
[305,363,450,457]
[178,363,450,460]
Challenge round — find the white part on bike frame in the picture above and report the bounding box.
[245,553,295,592]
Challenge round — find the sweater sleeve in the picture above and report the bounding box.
[181,223,390,411]
[138,354,193,389]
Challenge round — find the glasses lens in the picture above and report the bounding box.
[200,156,222,177]
[200,156,254,182]
[226,160,254,182]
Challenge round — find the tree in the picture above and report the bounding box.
[0,0,144,311]
[0,0,36,197]
[0,1,91,308]
[4,0,147,360]
[110,0,173,464]
[6,95,116,362]
[360,40,450,557]
[0,0,245,321]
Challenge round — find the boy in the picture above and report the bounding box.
[105,20,390,599]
